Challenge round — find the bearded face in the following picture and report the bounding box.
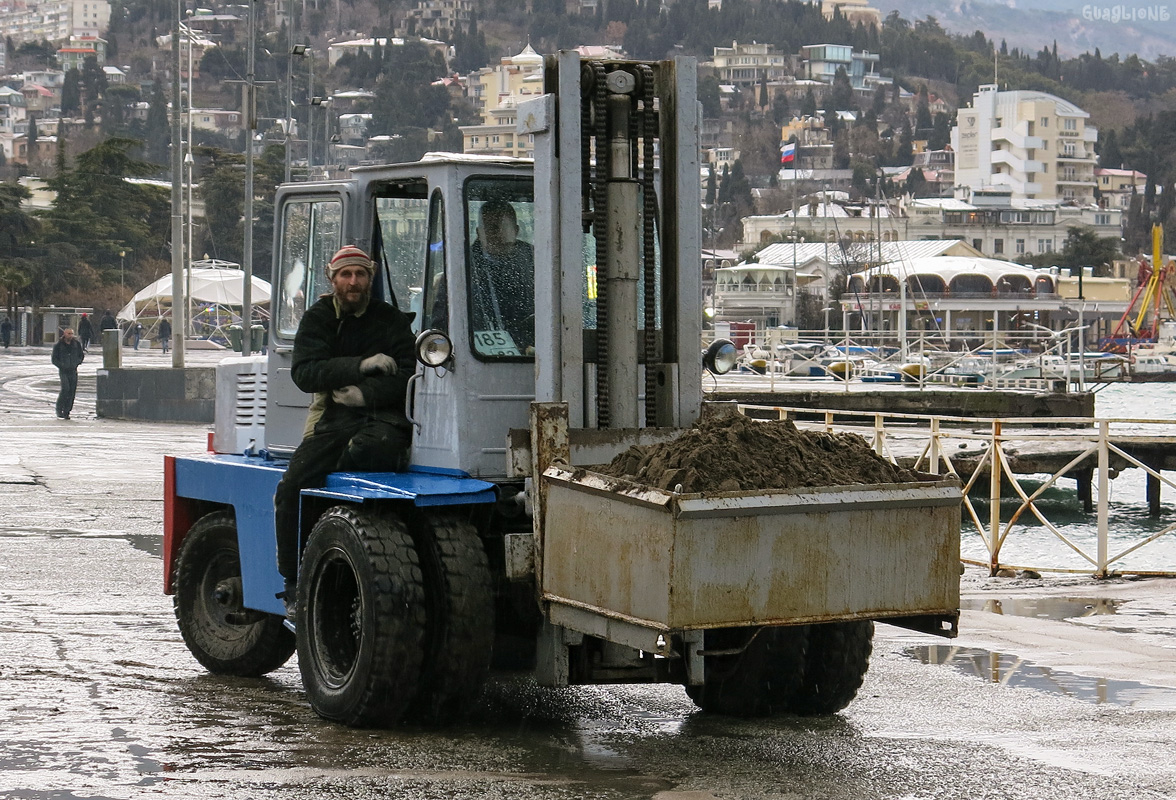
[331,264,372,313]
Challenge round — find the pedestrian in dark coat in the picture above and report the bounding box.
[52,328,85,419]
[0,316,11,349]
[78,314,94,351]
[158,318,172,354]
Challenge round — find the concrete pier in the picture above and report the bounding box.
[715,383,1094,420]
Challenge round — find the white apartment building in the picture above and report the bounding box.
[0,0,109,44]
[706,41,795,87]
[952,84,1099,203]
[800,44,880,90]
[740,192,1121,261]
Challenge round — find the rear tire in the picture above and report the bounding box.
[407,512,495,725]
[173,511,295,677]
[296,506,426,728]
[788,620,874,715]
[685,625,808,717]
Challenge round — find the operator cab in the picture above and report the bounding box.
[265,155,539,478]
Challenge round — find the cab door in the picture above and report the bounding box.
[265,191,345,455]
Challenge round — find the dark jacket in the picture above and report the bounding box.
[158,319,172,340]
[291,294,415,433]
[78,316,93,339]
[99,313,117,331]
[470,239,535,351]
[52,337,85,371]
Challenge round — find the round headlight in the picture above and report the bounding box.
[703,338,738,375]
[415,329,452,367]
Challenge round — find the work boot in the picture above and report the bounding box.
[276,580,298,619]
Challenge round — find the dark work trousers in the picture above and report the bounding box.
[56,369,79,418]
[274,419,411,581]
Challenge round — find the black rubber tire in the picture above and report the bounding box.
[296,506,427,728]
[173,511,295,677]
[788,620,874,716]
[407,512,495,725]
[685,625,808,717]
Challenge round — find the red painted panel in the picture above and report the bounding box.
[162,455,193,595]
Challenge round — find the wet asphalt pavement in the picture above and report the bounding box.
[5,347,1176,799]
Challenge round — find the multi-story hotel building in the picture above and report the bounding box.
[952,84,1098,204]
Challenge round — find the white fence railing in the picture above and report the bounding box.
[736,404,1176,577]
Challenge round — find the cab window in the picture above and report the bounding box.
[465,177,535,359]
[373,180,429,316]
[420,189,447,335]
[276,198,342,338]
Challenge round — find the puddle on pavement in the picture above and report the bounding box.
[0,526,161,557]
[961,596,1122,620]
[907,644,1176,709]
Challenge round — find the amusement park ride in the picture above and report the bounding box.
[1103,225,1176,350]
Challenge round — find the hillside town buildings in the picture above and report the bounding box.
[0,0,110,44]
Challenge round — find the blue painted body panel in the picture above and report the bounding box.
[172,454,497,616]
[303,470,498,505]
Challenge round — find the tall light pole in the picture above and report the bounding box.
[286,43,308,183]
[119,250,125,292]
[170,0,185,366]
[310,94,325,177]
[241,0,256,357]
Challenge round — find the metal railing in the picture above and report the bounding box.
[736,404,1176,577]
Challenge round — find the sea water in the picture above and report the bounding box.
[958,383,1176,572]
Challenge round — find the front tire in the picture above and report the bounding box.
[173,511,295,676]
[296,506,426,728]
[408,512,494,725]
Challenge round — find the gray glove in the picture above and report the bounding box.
[331,385,365,407]
[360,353,398,376]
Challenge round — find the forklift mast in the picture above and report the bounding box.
[525,53,702,431]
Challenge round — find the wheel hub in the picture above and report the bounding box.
[213,576,243,609]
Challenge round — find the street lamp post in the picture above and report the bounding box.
[309,95,326,177]
[286,43,308,183]
[119,250,125,293]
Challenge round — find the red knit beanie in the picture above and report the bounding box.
[327,245,374,278]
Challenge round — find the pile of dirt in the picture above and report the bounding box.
[598,412,924,494]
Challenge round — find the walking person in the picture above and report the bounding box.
[132,322,143,350]
[52,328,85,420]
[158,317,172,354]
[1,316,11,349]
[78,313,94,351]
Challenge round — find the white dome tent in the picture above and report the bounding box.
[116,259,271,347]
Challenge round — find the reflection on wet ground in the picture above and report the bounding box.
[907,645,1176,709]
[961,596,1122,619]
[0,526,162,557]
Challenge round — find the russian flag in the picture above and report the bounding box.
[780,142,796,164]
